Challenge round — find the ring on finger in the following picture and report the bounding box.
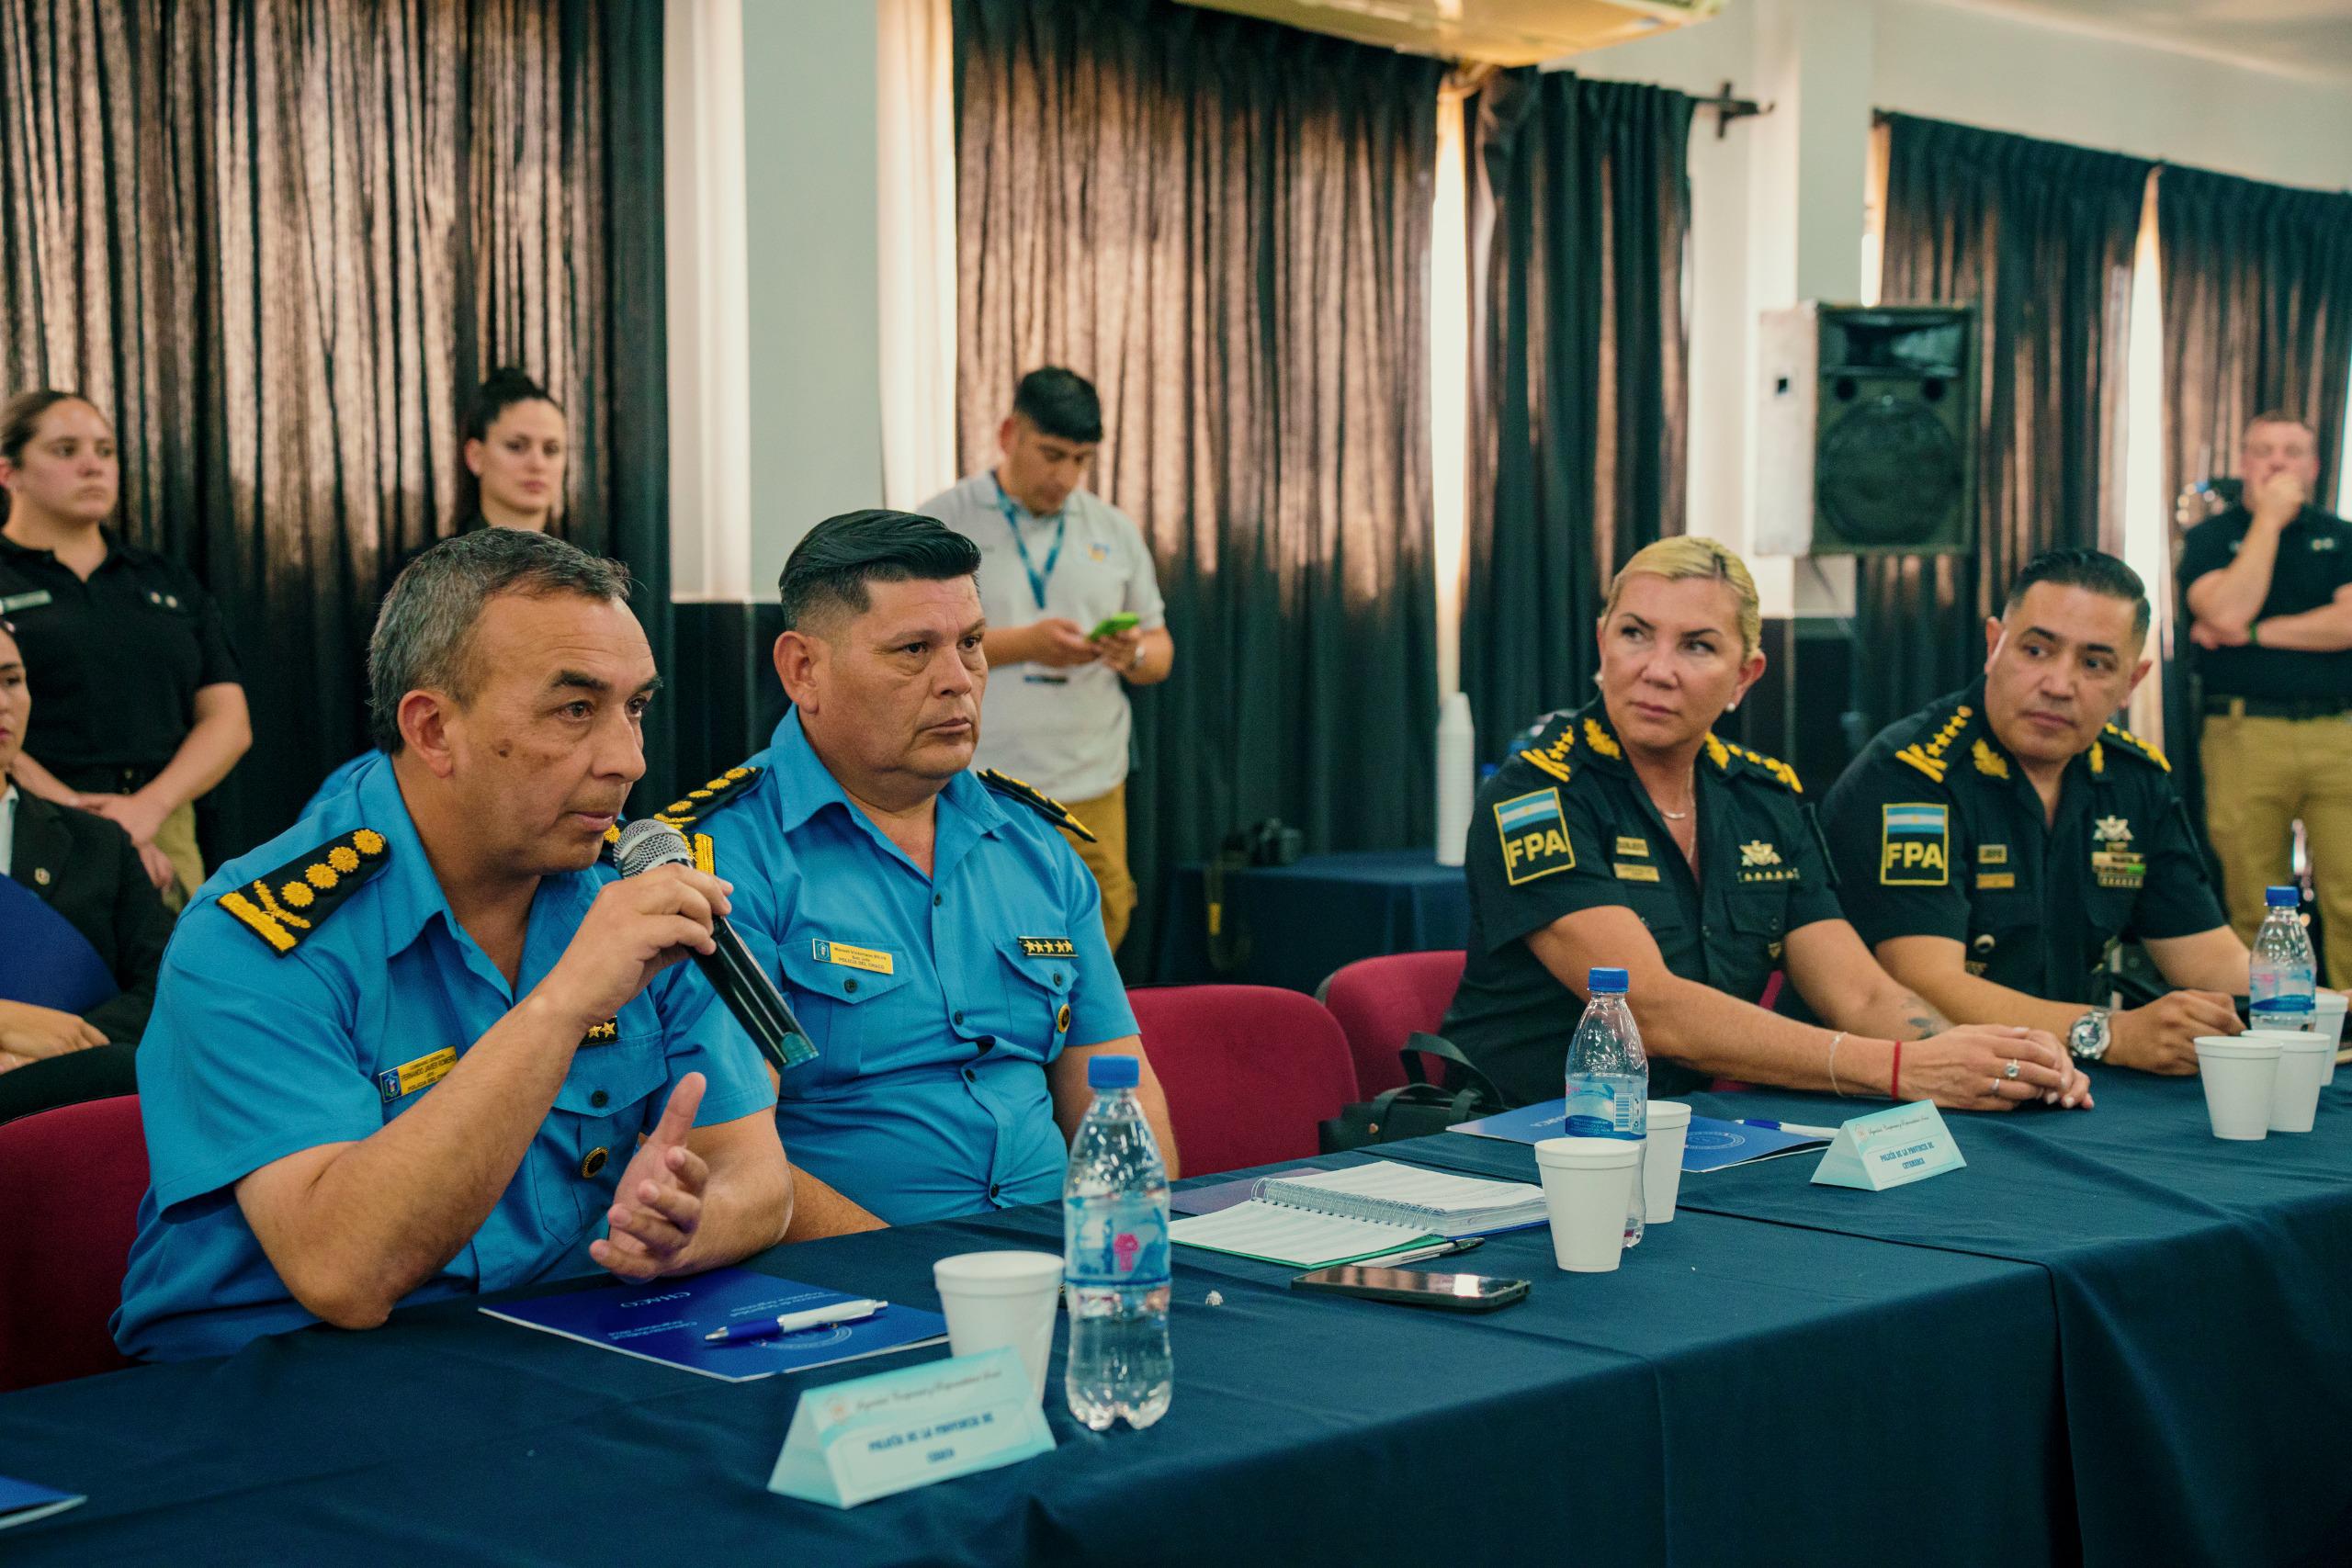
[2003,1058,2021,1080]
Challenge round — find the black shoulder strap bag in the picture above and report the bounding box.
[1318,1032,1506,1154]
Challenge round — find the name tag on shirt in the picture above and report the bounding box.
[812,939,895,976]
[0,590,51,614]
[379,1046,457,1103]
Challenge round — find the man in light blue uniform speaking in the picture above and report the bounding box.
[678,510,1178,1238]
[114,531,791,1361]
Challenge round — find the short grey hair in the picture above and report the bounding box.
[368,529,633,753]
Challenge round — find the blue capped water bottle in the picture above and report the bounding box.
[1566,966,1648,1247]
[2250,886,2316,1036]
[1063,1054,1172,1430]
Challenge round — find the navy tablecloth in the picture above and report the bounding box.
[1153,850,1470,992]
[1387,1071,2352,1566]
[0,1159,2064,1567]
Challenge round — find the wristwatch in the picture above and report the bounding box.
[2068,1007,2112,1062]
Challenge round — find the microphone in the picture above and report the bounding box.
[614,818,817,1075]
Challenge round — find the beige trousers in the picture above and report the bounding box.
[2200,711,2352,987]
[1057,781,1136,955]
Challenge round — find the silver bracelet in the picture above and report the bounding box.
[1827,1031,1849,1097]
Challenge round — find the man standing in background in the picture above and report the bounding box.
[921,368,1173,953]
[2181,411,2352,985]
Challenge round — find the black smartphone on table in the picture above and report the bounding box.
[1288,1265,1530,1312]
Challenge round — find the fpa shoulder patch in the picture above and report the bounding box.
[979,769,1098,843]
[652,765,763,829]
[218,828,392,955]
[1879,802,1951,886]
[1495,787,1576,886]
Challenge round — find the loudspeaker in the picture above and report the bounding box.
[1753,303,1978,557]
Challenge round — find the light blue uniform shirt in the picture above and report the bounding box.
[294,748,380,824]
[112,753,775,1361]
[695,710,1136,1224]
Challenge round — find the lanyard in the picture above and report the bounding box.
[993,480,1067,613]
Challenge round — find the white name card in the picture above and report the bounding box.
[767,1348,1056,1509]
[1810,1100,1965,1191]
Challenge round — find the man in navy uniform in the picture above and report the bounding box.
[114,531,790,1360]
[1822,549,2249,1076]
[684,510,1177,1237]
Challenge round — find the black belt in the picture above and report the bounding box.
[52,762,164,795]
[2203,696,2352,721]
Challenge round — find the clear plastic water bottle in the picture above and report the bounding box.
[1063,1054,1172,1431]
[2250,885,2317,1035]
[1565,966,1647,1247]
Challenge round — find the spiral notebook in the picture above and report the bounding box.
[1168,1160,1548,1268]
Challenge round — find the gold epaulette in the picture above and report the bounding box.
[1894,704,1974,784]
[1520,718,1577,784]
[979,769,1097,843]
[2098,723,2170,773]
[651,765,763,829]
[218,828,391,955]
[1706,733,1804,794]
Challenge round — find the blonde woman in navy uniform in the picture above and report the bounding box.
[1443,536,2091,1114]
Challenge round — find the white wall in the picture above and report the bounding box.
[739,0,887,595]
[1562,0,2352,617]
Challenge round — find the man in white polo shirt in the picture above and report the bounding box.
[921,367,1173,952]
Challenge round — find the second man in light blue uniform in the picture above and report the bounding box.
[683,509,1179,1237]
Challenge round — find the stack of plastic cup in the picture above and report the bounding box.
[2245,1030,2331,1133]
[2312,994,2346,1086]
[1642,1101,1691,1224]
[1533,1136,1642,1271]
[2193,1035,2282,1140]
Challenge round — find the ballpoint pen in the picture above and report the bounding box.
[1381,1237,1485,1267]
[704,1298,888,1344]
[1736,1118,1839,1138]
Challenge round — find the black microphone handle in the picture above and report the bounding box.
[691,917,811,1075]
[714,916,809,1051]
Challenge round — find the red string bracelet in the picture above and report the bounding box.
[1891,1040,1903,1100]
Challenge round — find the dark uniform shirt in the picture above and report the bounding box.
[1442,700,1843,1108]
[2177,504,2352,700]
[1821,682,2225,1003]
[0,528,241,789]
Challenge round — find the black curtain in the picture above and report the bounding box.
[1462,69,1692,752]
[0,0,669,856]
[1856,113,2151,734]
[954,0,1440,976]
[2155,164,2352,841]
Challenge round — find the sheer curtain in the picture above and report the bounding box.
[955,0,1440,974]
[0,0,669,852]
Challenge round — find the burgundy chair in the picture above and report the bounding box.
[1127,985,1360,1178]
[1317,951,1468,1097]
[0,1094,146,1391]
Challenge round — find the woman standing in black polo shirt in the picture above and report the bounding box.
[0,390,250,907]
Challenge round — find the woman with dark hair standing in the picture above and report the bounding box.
[455,366,568,535]
[295,368,568,821]
[0,389,251,907]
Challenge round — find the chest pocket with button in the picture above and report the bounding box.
[1967,884,2041,982]
[981,942,1079,1059]
[1721,892,1789,999]
[535,1033,669,1238]
[776,935,917,1089]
